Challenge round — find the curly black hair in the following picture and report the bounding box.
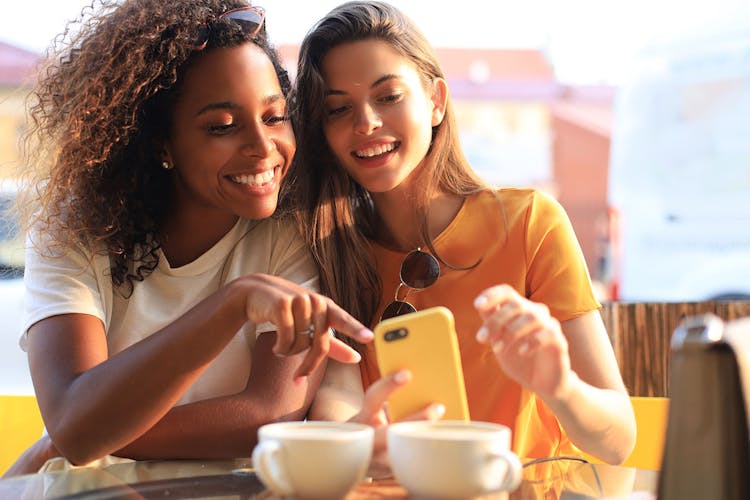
[19,0,290,294]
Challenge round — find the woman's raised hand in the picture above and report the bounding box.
[233,273,374,378]
[474,284,572,400]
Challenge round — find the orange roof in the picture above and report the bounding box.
[0,41,40,87]
[435,48,554,82]
[551,85,616,137]
[551,101,613,137]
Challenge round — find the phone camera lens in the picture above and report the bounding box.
[384,328,408,342]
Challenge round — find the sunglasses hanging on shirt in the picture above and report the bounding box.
[380,248,440,322]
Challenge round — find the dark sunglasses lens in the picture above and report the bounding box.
[400,250,439,289]
[381,301,417,321]
[225,10,264,37]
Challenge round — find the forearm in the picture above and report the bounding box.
[116,390,309,459]
[542,372,636,464]
[309,386,362,422]
[307,361,364,422]
[31,274,358,465]
[115,336,325,460]
[31,285,252,464]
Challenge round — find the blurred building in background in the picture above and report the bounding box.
[0,41,36,271]
[435,48,558,191]
[0,41,37,180]
[0,41,36,395]
[550,85,616,299]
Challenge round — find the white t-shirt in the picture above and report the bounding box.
[21,217,318,406]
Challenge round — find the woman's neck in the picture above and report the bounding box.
[159,208,239,268]
[372,187,463,253]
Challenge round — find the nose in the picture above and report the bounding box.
[353,103,382,135]
[240,123,275,157]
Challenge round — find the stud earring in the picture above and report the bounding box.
[162,161,173,170]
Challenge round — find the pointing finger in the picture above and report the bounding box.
[324,299,374,344]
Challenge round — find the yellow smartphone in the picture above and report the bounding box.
[374,306,470,422]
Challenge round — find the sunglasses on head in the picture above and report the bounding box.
[188,6,265,50]
[380,248,440,322]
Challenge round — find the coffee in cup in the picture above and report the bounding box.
[252,421,373,499]
[388,420,522,499]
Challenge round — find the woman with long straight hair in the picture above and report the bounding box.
[291,1,636,465]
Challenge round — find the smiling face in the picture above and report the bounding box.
[163,42,294,227]
[321,40,446,195]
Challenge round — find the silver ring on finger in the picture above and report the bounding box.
[297,324,315,339]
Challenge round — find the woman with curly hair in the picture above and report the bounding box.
[5,0,376,475]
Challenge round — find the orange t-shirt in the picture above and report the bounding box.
[361,188,601,459]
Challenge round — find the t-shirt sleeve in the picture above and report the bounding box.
[524,191,600,322]
[20,231,107,351]
[255,219,319,335]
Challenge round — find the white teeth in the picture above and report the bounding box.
[231,169,275,186]
[356,142,396,158]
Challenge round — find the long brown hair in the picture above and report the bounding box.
[286,1,487,328]
[17,0,290,294]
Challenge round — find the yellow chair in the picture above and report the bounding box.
[580,396,670,471]
[622,396,669,470]
[0,395,45,475]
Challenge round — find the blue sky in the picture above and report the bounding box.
[2,0,749,84]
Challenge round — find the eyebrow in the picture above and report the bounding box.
[325,74,401,96]
[194,94,286,116]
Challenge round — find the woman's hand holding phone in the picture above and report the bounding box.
[374,307,470,422]
[348,369,446,478]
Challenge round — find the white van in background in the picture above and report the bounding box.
[607,29,750,302]
[0,181,33,395]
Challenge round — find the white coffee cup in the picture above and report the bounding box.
[388,420,522,499]
[252,421,374,499]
